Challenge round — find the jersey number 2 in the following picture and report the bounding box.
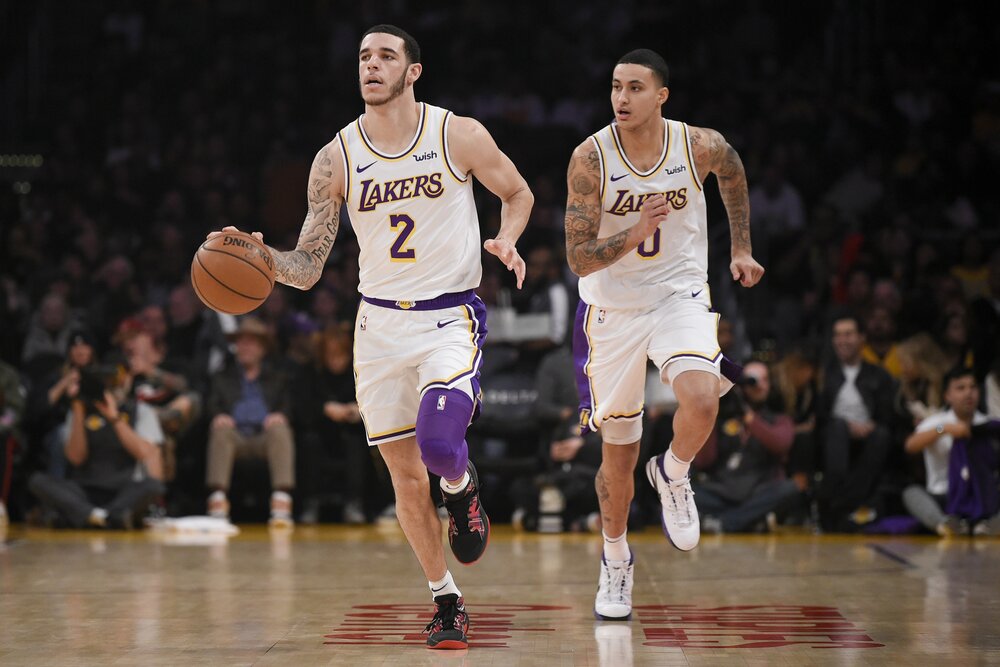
[637,228,661,258]
[389,214,416,262]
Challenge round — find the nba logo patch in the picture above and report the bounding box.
[597,309,606,324]
[360,315,367,331]
[437,395,447,411]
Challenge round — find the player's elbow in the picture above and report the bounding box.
[566,253,593,278]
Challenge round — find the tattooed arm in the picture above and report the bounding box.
[689,126,764,287]
[564,140,667,277]
[270,141,345,290]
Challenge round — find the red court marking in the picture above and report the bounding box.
[324,603,572,648]
[635,605,884,649]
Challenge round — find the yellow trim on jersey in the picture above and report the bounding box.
[441,111,468,184]
[605,409,644,421]
[337,131,352,205]
[591,135,606,203]
[367,424,417,441]
[420,303,479,388]
[608,119,670,179]
[682,123,703,192]
[582,305,600,430]
[665,348,722,363]
[356,102,428,161]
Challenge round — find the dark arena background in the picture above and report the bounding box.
[2,2,1000,664]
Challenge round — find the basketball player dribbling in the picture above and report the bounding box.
[564,49,764,620]
[210,25,533,649]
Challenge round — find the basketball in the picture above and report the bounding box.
[190,231,275,315]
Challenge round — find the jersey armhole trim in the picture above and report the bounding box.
[682,123,703,192]
[442,111,469,183]
[590,135,606,204]
[337,131,352,204]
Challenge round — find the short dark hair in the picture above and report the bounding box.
[832,311,865,335]
[362,24,421,64]
[616,49,669,87]
[943,365,975,391]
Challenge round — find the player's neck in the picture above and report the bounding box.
[361,97,422,154]
[617,117,664,166]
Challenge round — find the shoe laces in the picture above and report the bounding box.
[666,478,695,527]
[602,561,630,603]
[424,596,465,634]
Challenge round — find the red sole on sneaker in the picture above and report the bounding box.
[458,514,491,566]
[427,639,469,650]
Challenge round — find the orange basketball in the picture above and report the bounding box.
[190,231,275,315]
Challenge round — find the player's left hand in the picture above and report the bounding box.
[730,253,764,288]
[484,238,525,289]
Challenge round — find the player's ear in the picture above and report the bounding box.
[407,62,422,85]
[659,86,670,106]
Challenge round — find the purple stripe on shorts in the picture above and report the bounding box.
[361,290,475,311]
[572,300,594,433]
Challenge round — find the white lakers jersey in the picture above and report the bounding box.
[578,118,709,310]
[338,103,481,301]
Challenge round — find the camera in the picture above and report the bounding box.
[78,365,125,403]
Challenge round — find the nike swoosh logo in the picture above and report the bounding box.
[356,161,377,173]
[437,319,459,328]
[609,173,627,182]
[431,584,447,592]
[691,289,703,298]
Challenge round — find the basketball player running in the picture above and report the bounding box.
[565,49,763,620]
[212,25,532,649]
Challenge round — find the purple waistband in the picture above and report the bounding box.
[361,290,476,311]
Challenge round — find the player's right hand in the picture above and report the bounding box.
[635,194,669,239]
[206,225,265,244]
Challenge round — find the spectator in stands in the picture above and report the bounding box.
[1,359,26,520]
[526,345,602,532]
[895,333,950,427]
[903,366,1000,536]
[204,318,295,526]
[116,318,201,484]
[511,244,570,353]
[817,314,896,530]
[769,344,819,498]
[692,361,802,533]
[862,305,902,378]
[295,325,374,524]
[28,364,164,529]
[21,292,78,373]
[28,329,101,478]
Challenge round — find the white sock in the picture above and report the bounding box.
[88,508,108,527]
[428,570,462,599]
[603,530,630,561]
[663,445,692,481]
[441,471,470,495]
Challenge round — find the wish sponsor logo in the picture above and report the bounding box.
[413,150,438,162]
[664,164,687,175]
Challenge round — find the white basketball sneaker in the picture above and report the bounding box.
[646,454,700,551]
[594,553,634,620]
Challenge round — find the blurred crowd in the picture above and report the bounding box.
[1,1,999,535]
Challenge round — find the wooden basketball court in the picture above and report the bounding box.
[2,523,999,665]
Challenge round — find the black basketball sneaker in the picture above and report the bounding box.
[425,594,470,649]
[441,461,490,564]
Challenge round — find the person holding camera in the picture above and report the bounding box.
[28,367,165,529]
[691,361,804,533]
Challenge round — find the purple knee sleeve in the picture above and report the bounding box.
[415,388,473,480]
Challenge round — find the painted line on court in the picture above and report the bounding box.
[867,543,917,568]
